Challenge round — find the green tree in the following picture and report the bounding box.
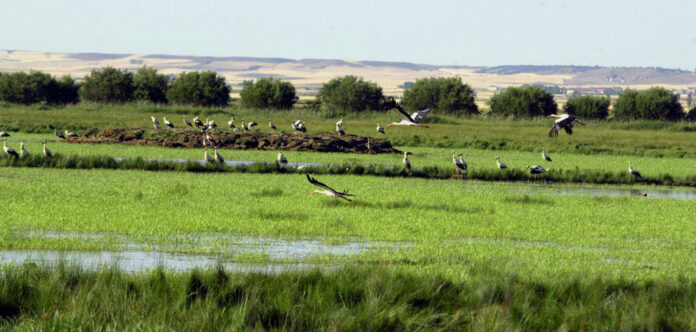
[240,77,297,109]
[317,75,384,112]
[0,71,61,104]
[489,86,557,117]
[166,71,230,107]
[563,95,610,120]
[54,75,80,104]
[79,67,134,103]
[613,87,683,121]
[686,105,696,121]
[133,66,169,104]
[401,77,478,116]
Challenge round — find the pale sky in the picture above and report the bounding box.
[1,0,695,68]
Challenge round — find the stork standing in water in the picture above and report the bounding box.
[151,116,161,130]
[629,161,641,178]
[278,152,288,165]
[19,142,28,158]
[214,147,225,163]
[527,165,546,174]
[496,156,507,170]
[547,113,585,138]
[403,151,412,171]
[163,117,174,130]
[193,116,203,129]
[388,107,431,127]
[0,132,9,138]
[64,130,78,138]
[542,149,552,162]
[183,116,193,128]
[228,117,236,130]
[376,124,385,134]
[54,130,65,139]
[42,140,51,161]
[204,148,214,163]
[452,152,467,175]
[3,138,18,159]
[268,120,276,130]
[306,174,354,202]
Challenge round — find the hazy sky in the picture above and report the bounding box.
[1,0,695,68]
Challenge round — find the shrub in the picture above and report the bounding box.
[401,77,478,116]
[613,87,683,121]
[317,75,384,112]
[240,77,297,109]
[167,71,230,107]
[79,67,134,103]
[686,106,696,122]
[563,96,610,120]
[489,86,557,117]
[133,66,169,104]
[0,71,59,104]
[54,75,80,104]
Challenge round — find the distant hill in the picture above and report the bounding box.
[2,50,695,96]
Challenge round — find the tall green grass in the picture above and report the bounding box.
[1,264,696,330]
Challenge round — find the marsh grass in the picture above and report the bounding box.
[1,264,696,330]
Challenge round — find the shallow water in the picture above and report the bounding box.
[0,249,324,273]
[113,157,324,169]
[497,182,696,200]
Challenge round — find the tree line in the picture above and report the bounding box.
[1,67,694,121]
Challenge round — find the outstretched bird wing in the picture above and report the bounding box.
[410,108,431,124]
[306,174,354,196]
[395,104,415,123]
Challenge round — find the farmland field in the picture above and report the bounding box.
[3,104,696,329]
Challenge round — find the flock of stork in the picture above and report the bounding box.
[1,108,644,202]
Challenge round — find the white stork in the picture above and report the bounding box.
[248,121,258,130]
[542,149,552,162]
[42,140,52,161]
[496,156,507,170]
[306,174,354,202]
[292,120,306,133]
[54,130,65,139]
[376,124,385,135]
[278,152,288,165]
[3,138,18,159]
[452,152,467,174]
[403,151,412,171]
[205,132,217,146]
[64,130,78,138]
[214,147,224,163]
[183,116,193,128]
[527,165,546,174]
[269,120,276,130]
[629,161,641,178]
[228,117,236,130]
[336,116,343,127]
[163,117,174,129]
[0,132,9,138]
[204,148,214,163]
[547,113,585,138]
[19,142,28,158]
[193,116,203,129]
[151,116,161,130]
[336,122,345,138]
[388,106,431,127]
[209,119,217,130]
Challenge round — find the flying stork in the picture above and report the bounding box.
[183,116,193,128]
[2,138,18,159]
[452,152,467,174]
[629,161,641,178]
[151,116,161,130]
[388,106,431,127]
[42,140,51,161]
[306,174,354,202]
[496,156,507,170]
[542,149,552,162]
[64,130,78,138]
[19,142,28,158]
[527,165,546,174]
[376,124,385,134]
[403,151,412,171]
[278,152,288,165]
[163,117,174,129]
[54,130,65,139]
[547,113,585,138]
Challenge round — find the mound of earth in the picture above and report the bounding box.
[70,128,400,154]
